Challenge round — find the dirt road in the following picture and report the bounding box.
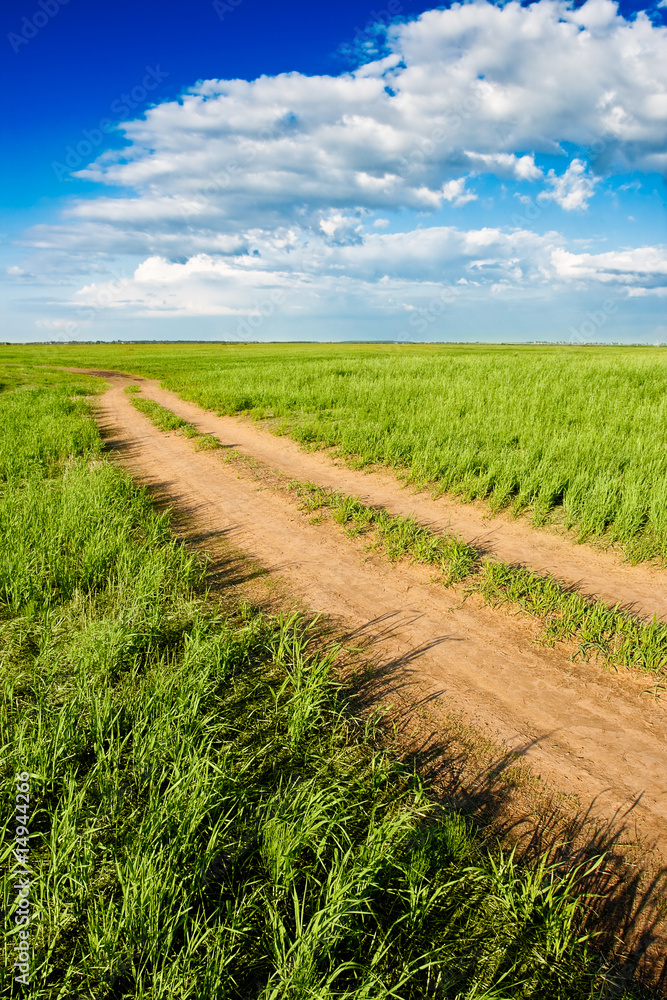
[108,372,667,622]
[86,372,667,874]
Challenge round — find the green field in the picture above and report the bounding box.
[1,362,655,996]
[5,342,667,563]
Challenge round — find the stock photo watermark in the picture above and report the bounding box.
[177,114,295,222]
[350,1,403,51]
[397,95,482,176]
[510,195,542,229]
[51,65,169,181]
[10,772,33,986]
[235,290,285,339]
[8,0,70,54]
[568,298,618,343]
[397,283,458,340]
[213,0,244,22]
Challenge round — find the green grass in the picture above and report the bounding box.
[5,343,667,564]
[127,391,195,432]
[289,480,479,585]
[0,387,99,483]
[476,562,667,673]
[127,390,221,450]
[0,363,650,997]
[287,481,667,675]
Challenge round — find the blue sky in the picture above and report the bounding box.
[2,0,666,343]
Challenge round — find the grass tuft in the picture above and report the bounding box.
[475,562,667,673]
[129,394,193,432]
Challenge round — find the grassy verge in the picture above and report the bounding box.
[287,481,667,677]
[0,366,647,997]
[126,388,220,450]
[288,480,479,585]
[476,563,667,673]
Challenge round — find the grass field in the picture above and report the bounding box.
[4,343,667,564]
[0,362,653,997]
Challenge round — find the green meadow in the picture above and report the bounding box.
[5,342,667,563]
[0,361,656,996]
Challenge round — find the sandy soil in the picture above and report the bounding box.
[104,371,667,622]
[84,373,667,855]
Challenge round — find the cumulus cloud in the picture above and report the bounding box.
[73,254,286,318]
[11,0,667,338]
[463,153,543,182]
[538,159,598,210]
[34,0,664,256]
[551,245,667,287]
[64,225,666,327]
[321,226,556,283]
[440,178,478,206]
[319,211,367,245]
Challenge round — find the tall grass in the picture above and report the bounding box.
[0,386,99,482]
[0,365,646,997]
[162,347,667,563]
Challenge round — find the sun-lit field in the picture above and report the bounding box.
[1,361,653,996]
[7,343,667,563]
[5,0,667,988]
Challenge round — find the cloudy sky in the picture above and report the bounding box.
[2,0,666,343]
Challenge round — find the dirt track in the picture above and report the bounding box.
[85,371,667,877]
[107,371,667,622]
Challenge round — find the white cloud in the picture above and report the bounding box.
[463,153,543,182]
[440,178,478,206]
[538,159,598,210]
[551,245,667,286]
[319,211,367,245]
[322,226,556,283]
[64,227,666,326]
[9,0,667,339]
[33,0,664,259]
[73,254,287,318]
